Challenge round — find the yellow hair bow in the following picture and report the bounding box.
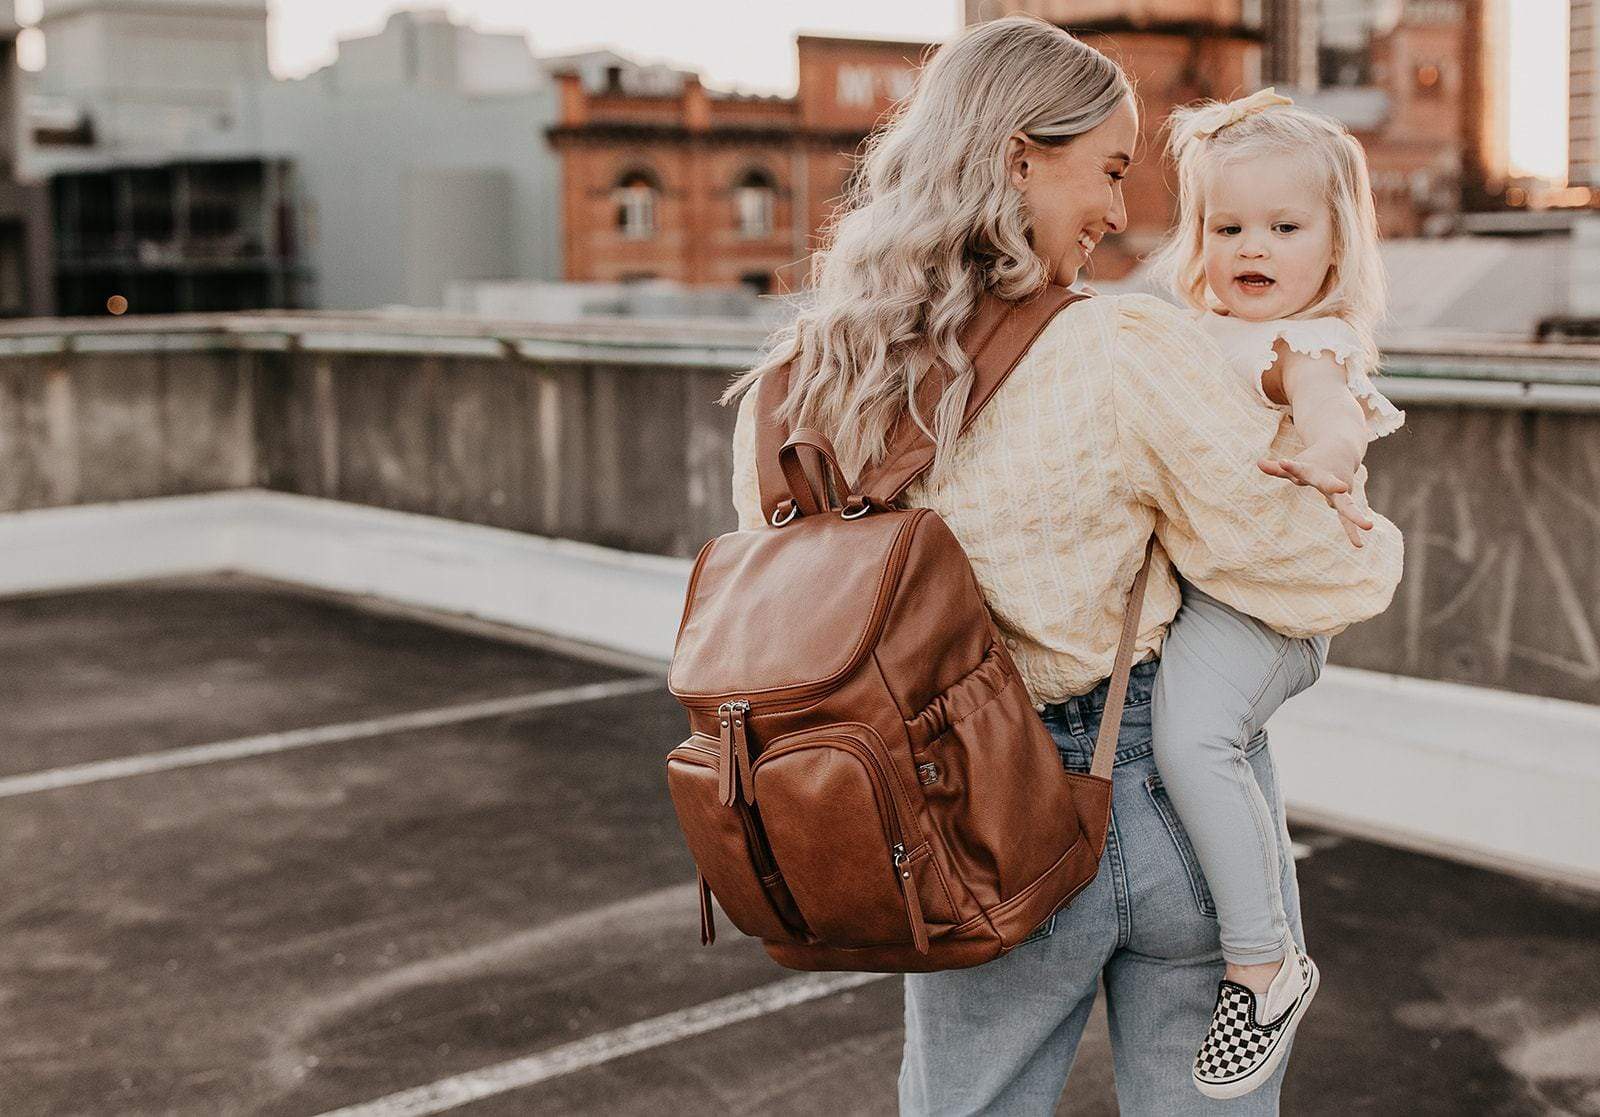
[1190,87,1295,139]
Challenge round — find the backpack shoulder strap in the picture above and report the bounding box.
[1091,535,1155,782]
[750,284,1088,525]
[752,361,795,527]
[855,284,1087,507]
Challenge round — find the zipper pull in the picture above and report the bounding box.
[893,843,930,954]
[716,703,736,807]
[728,700,755,806]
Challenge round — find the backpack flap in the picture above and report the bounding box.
[668,508,920,705]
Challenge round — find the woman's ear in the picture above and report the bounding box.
[1005,133,1030,188]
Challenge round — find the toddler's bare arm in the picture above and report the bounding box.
[1258,340,1374,545]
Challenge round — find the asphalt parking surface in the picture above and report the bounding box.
[3,575,1597,1116]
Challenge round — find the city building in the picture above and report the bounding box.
[547,33,933,293]
[49,158,300,315]
[0,4,51,316]
[1283,1,1510,220]
[1466,0,1511,203]
[252,9,562,309]
[316,5,542,96]
[24,2,565,313]
[1318,0,1402,87]
[1574,0,1598,189]
[1255,0,1319,89]
[1359,0,1478,232]
[541,48,693,98]
[27,0,271,163]
[970,0,1502,244]
[546,0,1497,289]
[26,0,302,313]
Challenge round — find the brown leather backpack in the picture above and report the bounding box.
[666,285,1153,972]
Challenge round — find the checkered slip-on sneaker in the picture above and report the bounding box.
[1193,946,1319,1100]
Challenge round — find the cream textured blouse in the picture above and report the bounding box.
[730,293,1404,706]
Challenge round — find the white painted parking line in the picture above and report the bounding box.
[0,677,663,798]
[313,970,892,1117]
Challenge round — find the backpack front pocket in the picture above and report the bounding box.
[751,725,935,952]
[666,735,807,942]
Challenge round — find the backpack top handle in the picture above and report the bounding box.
[778,427,856,518]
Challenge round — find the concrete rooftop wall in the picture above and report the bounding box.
[0,312,1598,706]
[0,313,758,555]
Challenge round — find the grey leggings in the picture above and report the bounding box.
[1150,578,1328,966]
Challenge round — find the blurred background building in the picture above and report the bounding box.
[965,0,1504,254]
[547,34,929,296]
[21,1,568,314]
[1257,0,1319,88]
[0,0,1593,334]
[526,0,1546,308]
[0,3,50,315]
[250,9,561,312]
[1575,0,1597,189]
[25,0,300,314]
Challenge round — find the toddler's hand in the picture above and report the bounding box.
[1258,441,1373,548]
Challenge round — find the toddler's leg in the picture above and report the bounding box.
[1150,578,1325,966]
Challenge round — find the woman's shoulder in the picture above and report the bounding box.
[1103,291,1202,330]
[1089,294,1231,385]
[1008,292,1238,409]
[1027,292,1204,357]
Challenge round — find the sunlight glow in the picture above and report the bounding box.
[1505,0,1570,180]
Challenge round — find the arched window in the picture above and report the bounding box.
[735,169,776,239]
[613,170,658,240]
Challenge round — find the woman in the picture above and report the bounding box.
[724,16,1401,1114]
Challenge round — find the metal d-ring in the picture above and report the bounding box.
[841,500,872,520]
[771,501,799,527]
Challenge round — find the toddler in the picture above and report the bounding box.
[1144,88,1404,1100]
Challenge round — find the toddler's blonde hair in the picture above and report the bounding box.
[1146,91,1387,373]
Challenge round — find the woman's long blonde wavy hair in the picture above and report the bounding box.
[1145,95,1388,374]
[720,16,1131,485]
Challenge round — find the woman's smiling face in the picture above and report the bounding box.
[1201,151,1334,320]
[1008,97,1139,286]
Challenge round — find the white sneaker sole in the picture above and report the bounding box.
[1194,958,1321,1101]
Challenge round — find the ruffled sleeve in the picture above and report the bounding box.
[1275,318,1406,441]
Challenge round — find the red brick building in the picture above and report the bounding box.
[974,0,1488,248]
[547,36,931,294]
[549,2,1487,293]
[1360,0,1482,234]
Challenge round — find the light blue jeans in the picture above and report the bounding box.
[900,658,1306,1114]
[1151,579,1328,966]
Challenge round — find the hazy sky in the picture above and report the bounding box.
[1502,0,1570,178]
[17,0,1574,178]
[264,0,963,86]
